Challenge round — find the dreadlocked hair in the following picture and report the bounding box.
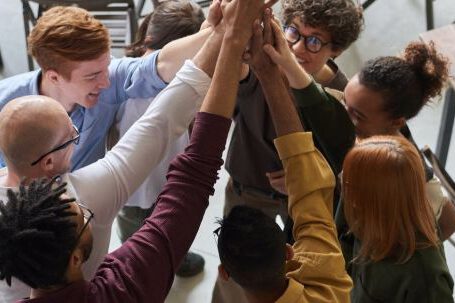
[0,177,78,289]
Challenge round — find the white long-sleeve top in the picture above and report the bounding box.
[113,96,189,210]
[0,60,211,303]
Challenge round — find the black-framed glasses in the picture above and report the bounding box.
[30,125,80,166]
[75,203,94,244]
[283,26,331,53]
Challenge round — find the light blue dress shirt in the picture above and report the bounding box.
[0,50,166,170]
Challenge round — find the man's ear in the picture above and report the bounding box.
[65,247,85,282]
[285,243,294,261]
[40,155,54,174]
[218,264,230,281]
[69,248,84,268]
[44,69,63,85]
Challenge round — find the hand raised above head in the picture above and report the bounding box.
[205,0,223,29]
[220,0,268,45]
[263,17,312,88]
[244,9,278,75]
[262,18,297,72]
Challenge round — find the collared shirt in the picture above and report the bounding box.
[0,60,210,303]
[0,51,166,170]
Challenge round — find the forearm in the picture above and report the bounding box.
[257,70,303,136]
[193,29,224,78]
[200,32,245,118]
[93,113,231,303]
[282,60,313,89]
[274,133,352,300]
[157,27,213,83]
[70,62,211,225]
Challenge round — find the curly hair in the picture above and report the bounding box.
[359,41,449,120]
[0,177,78,289]
[216,206,286,291]
[281,0,363,51]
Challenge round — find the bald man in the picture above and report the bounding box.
[0,57,213,302]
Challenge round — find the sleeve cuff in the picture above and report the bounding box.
[146,50,167,91]
[175,60,212,97]
[292,82,327,108]
[274,132,315,160]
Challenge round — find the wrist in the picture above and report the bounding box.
[255,65,281,81]
[283,61,311,89]
[223,30,248,54]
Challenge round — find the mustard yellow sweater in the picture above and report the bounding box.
[274,132,352,303]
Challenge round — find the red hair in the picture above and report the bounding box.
[343,135,438,263]
[28,6,110,79]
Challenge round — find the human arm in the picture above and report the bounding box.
[156,0,223,83]
[253,15,352,301]
[88,1,267,300]
[69,60,212,227]
[90,112,231,302]
[275,134,352,302]
[263,17,355,175]
[426,177,455,240]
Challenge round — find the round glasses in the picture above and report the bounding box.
[283,26,331,53]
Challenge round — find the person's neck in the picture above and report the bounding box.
[313,63,336,87]
[1,167,46,188]
[30,283,70,299]
[40,76,76,113]
[1,171,21,188]
[245,279,289,303]
[29,269,85,299]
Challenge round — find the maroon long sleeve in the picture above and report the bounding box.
[20,112,231,303]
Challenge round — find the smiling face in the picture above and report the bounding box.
[287,17,342,75]
[344,75,403,139]
[57,52,111,109]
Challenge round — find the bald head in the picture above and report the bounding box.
[0,95,71,172]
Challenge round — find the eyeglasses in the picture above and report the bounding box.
[283,26,331,53]
[30,125,80,166]
[74,203,94,244]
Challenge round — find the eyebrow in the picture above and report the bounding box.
[352,107,368,120]
[83,71,102,78]
[290,23,325,39]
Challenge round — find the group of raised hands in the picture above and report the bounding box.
[205,0,309,86]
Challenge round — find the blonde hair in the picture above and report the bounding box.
[28,6,110,79]
[343,136,438,263]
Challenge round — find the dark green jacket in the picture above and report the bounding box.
[349,240,454,303]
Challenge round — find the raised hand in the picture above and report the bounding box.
[221,0,267,46]
[263,18,312,88]
[244,9,278,75]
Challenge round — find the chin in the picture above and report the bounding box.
[82,95,100,108]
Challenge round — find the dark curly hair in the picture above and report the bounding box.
[125,0,205,57]
[359,41,449,120]
[216,206,286,291]
[0,177,78,289]
[281,0,364,51]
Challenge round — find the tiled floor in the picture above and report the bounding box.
[1,0,455,302]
